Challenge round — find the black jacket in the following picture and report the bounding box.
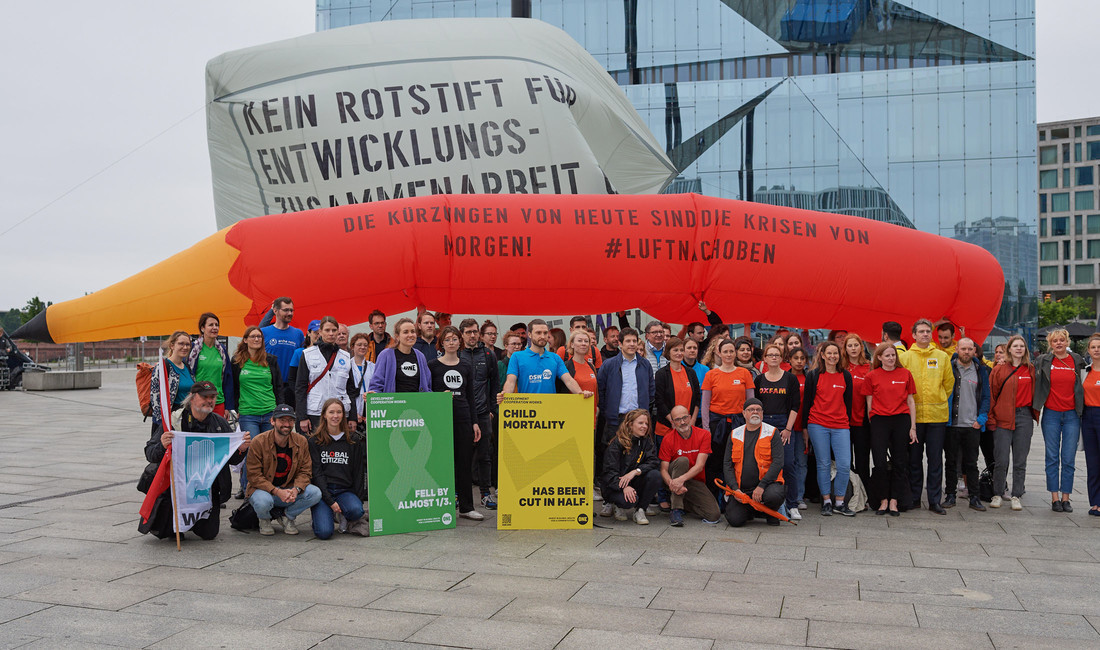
[601,434,659,494]
[231,353,282,414]
[654,363,701,427]
[459,343,500,416]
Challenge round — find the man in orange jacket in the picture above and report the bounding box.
[723,398,786,527]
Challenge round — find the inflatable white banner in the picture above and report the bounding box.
[206,18,677,228]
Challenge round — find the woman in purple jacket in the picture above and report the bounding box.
[369,318,432,393]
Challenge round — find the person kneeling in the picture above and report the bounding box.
[660,405,721,526]
[246,404,322,535]
[142,381,249,540]
[602,409,661,525]
[309,398,368,538]
[724,399,786,527]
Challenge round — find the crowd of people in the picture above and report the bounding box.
[139,297,1100,542]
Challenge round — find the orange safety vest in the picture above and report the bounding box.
[729,423,783,486]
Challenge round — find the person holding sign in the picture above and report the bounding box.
[141,381,248,540]
[308,398,368,538]
[370,318,433,393]
[602,409,661,525]
[294,316,358,435]
[430,326,484,521]
[659,405,720,526]
[723,398,785,527]
[498,319,594,398]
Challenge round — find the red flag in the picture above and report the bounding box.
[139,445,172,526]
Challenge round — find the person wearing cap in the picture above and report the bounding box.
[723,398,786,527]
[247,404,322,535]
[142,381,250,540]
[294,316,359,435]
[284,319,322,408]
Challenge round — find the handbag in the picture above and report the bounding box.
[229,501,259,531]
[136,462,159,493]
[978,464,995,502]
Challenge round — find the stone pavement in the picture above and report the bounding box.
[0,368,1098,649]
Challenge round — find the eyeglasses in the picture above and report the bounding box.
[672,415,691,422]
[246,334,263,340]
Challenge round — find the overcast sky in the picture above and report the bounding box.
[0,1,1090,311]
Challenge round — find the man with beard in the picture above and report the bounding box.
[141,381,250,540]
[247,404,322,536]
[723,398,786,527]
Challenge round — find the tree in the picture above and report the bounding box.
[1038,295,1093,328]
[19,296,52,325]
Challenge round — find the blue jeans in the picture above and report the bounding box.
[1041,408,1081,494]
[237,412,273,493]
[311,488,365,540]
[784,430,807,509]
[250,484,322,521]
[807,423,851,499]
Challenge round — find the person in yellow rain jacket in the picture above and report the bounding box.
[899,319,955,515]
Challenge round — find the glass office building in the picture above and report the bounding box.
[318,1,1037,331]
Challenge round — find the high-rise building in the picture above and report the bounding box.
[318,1,1037,330]
[1036,117,1100,320]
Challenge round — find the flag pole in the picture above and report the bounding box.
[168,447,181,551]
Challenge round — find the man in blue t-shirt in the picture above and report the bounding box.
[497,319,594,398]
[261,297,304,384]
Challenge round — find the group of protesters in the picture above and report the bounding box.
[140,296,1100,542]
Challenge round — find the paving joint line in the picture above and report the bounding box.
[0,480,134,510]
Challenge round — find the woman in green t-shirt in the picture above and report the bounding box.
[231,325,282,495]
[187,312,235,416]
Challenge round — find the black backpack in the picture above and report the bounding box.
[979,465,995,502]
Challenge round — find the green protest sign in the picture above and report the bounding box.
[366,393,456,535]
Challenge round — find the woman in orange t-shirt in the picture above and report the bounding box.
[561,330,599,427]
[701,339,755,506]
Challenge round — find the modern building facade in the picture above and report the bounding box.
[318,0,1037,331]
[1036,116,1100,320]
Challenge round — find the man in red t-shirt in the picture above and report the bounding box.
[659,405,721,526]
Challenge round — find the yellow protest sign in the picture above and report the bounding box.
[497,394,594,530]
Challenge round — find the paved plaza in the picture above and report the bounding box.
[0,369,1098,648]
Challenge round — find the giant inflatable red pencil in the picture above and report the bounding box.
[15,193,1004,344]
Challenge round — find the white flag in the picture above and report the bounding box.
[170,429,246,532]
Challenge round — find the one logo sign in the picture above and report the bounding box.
[443,369,463,389]
[576,512,589,525]
[400,361,418,377]
[441,512,453,525]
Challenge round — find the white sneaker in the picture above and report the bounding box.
[613,506,629,521]
[990,495,1002,508]
[258,518,275,536]
[1010,497,1022,511]
[645,504,659,516]
[459,509,485,520]
[281,517,299,535]
[789,508,802,521]
[797,501,808,510]
[599,503,614,517]
[633,508,649,525]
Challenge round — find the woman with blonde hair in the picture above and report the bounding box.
[1034,328,1084,512]
[308,398,367,538]
[601,409,661,524]
[150,331,194,433]
[987,335,1037,510]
